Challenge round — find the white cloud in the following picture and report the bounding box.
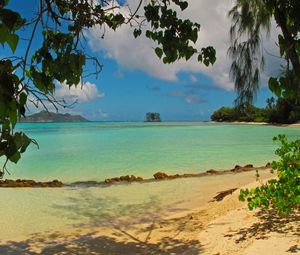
[56,81,105,103]
[86,0,281,91]
[170,90,204,104]
[98,109,109,118]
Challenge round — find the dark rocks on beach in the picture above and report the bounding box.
[206,169,219,175]
[0,179,63,188]
[153,172,169,180]
[231,164,254,173]
[212,188,238,202]
[266,162,272,168]
[104,175,143,184]
[153,171,202,180]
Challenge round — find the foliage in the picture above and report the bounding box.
[146,112,161,122]
[211,98,300,124]
[211,104,269,123]
[0,0,217,176]
[228,0,271,105]
[268,98,300,124]
[229,0,300,105]
[239,134,300,214]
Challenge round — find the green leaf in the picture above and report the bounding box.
[0,0,10,8]
[179,1,188,11]
[155,47,163,59]
[6,33,19,52]
[197,54,202,62]
[268,77,281,98]
[133,29,142,38]
[0,25,8,46]
[162,56,169,64]
[19,92,27,106]
[9,151,20,163]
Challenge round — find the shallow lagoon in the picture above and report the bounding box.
[9,122,300,182]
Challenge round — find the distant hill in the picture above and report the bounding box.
[20,110,89,123]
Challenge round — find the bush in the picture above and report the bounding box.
[239,135,300,214]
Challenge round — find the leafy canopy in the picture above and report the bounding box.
[0,0,216,176]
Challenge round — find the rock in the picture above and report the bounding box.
[104,175,143,184]
[212,188,238,202]
[206,169,219,174]
[0,179,63,188]
[153,172,169,180]
[231,164,254,173]
[136,176,143,181]
[104,179,113,184]
[120,175,130,181]
[266,162,272,168]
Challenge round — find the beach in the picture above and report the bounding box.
[0,167,298,254]
[0,122,299,254]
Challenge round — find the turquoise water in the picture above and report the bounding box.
[7,122,300,182]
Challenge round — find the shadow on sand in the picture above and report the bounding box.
[0,234,202,255]
[232,210,299,243]
[0,189,203,254]
[219,209,300,253]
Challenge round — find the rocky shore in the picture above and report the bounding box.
[0,179,63,188]
[0,163,271,188]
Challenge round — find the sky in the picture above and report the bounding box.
[6,0,283,121]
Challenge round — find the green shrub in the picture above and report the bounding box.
[239,134,300,214]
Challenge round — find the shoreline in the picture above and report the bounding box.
[211,120,300,128]
[0,163,271,188]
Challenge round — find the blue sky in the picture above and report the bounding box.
[5,0,279,121]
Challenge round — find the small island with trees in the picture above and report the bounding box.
[145,112,162,122]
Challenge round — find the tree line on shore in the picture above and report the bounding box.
[211,97,300,124]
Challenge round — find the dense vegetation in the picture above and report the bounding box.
[211,99,300,124]
[211,104,269,123]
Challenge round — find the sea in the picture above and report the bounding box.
[9,121,300,182]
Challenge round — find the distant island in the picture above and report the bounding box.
[145,112,161,122]
[20,110,89,123]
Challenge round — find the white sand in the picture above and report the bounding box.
[0,169,298,254]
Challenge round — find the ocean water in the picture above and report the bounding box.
[7,122,300,182]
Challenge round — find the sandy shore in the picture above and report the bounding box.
[220,121,300,128]
[0,169,298,255]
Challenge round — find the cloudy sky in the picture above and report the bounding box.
[9,0,282,121]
